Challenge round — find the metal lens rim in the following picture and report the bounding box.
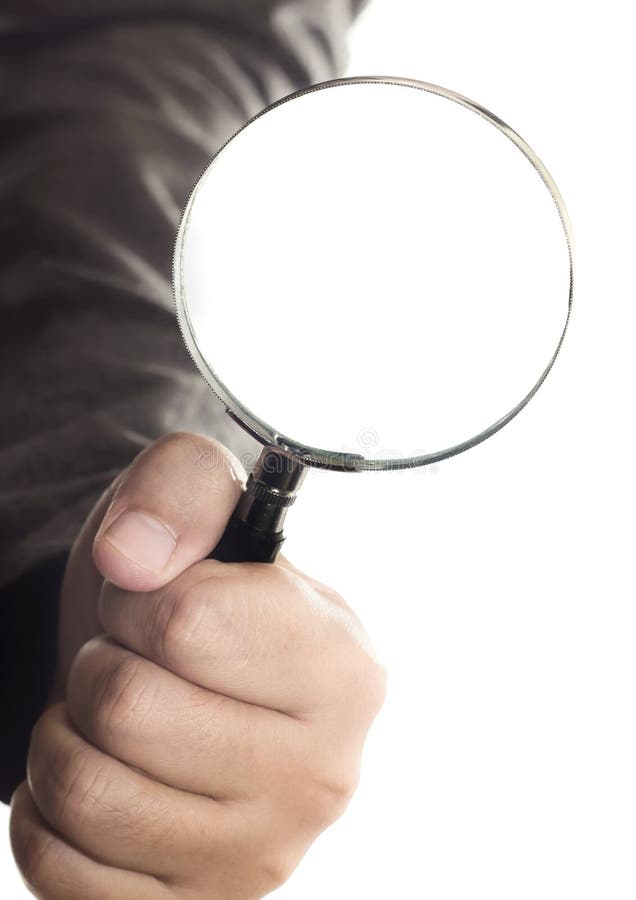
[173,76,574,473]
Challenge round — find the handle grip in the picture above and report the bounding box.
[211,514,286,564]
[208,448,306,564]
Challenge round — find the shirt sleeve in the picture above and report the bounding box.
[0,0,367,804]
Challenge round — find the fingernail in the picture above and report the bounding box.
[103,510,176,571]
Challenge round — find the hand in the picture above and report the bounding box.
[10,433,386,899]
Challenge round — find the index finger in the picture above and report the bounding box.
[98,559,382,720]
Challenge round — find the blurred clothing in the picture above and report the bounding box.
[0,0,365,803]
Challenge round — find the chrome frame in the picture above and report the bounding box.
[173,76,573,473]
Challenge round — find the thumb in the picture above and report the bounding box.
[93,432,246,592]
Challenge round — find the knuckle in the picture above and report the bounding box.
[11,817,66,897]
[68,639,153,740]
[152,432,232,478]
[33,730,108,833]
[53,750,106,831]
[155,578,207,663]
[312,771,359,824]
[155,573,236,664]
[295,766,359,830]
[255,851,296,893]
[94,652,150,737]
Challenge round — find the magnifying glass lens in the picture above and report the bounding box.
[176,80,571,470]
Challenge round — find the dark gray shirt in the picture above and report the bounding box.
[0,0,365,802]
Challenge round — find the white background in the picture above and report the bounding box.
[2,1,635,897]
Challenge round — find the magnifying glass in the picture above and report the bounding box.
[173,77,573,564]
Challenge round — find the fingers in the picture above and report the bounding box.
[9,781,170,900]
[66,636,303,801]
[99,558,385,720]
[92,433,246,593]
[26,704,227,880]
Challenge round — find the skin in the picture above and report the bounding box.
[9,433,387,899]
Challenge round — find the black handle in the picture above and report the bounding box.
[211,514,286,564]
[209,448,307,564]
